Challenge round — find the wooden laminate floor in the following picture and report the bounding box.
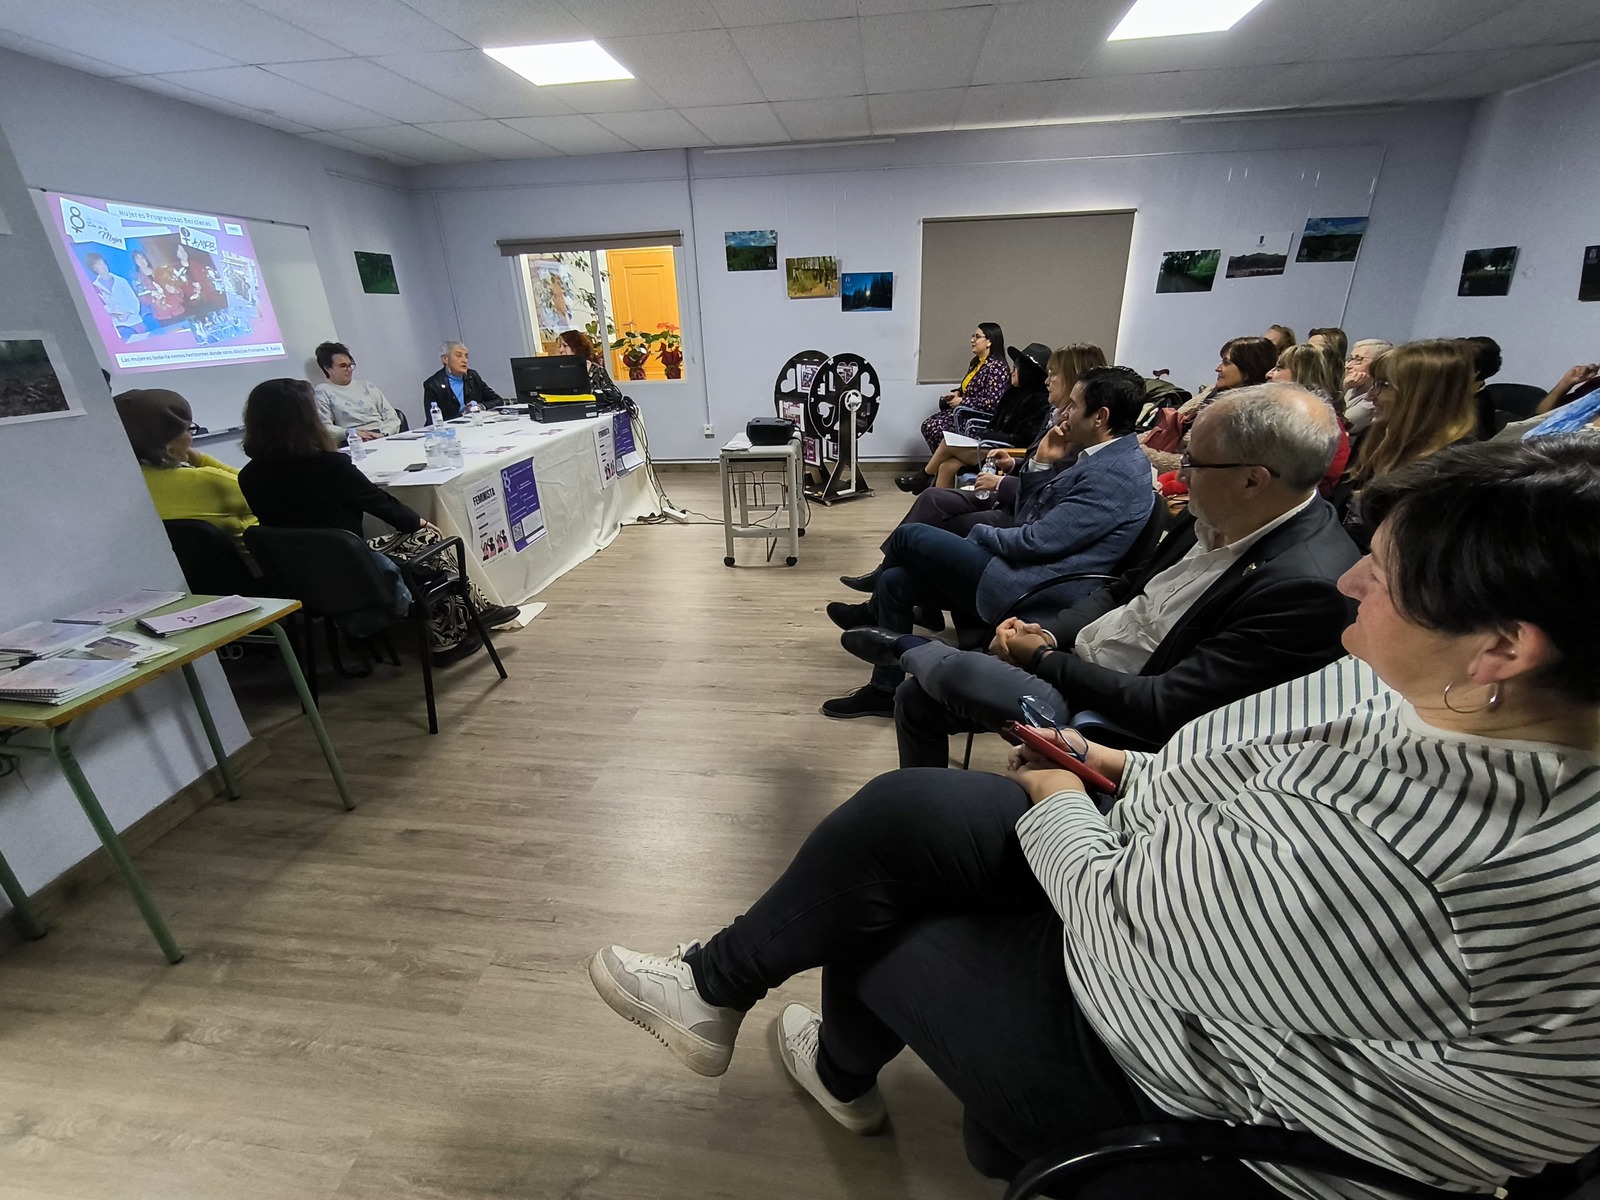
[0,472,1016,1200]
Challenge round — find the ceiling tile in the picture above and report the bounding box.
[373,50,577,117]
[133,0,346,63]
[121,75,318,132]
[605,30,767,106]
[393,0,588,46]
[771,95,872,140]
[244,0,470,56]
[591,108,712,149]
[336,123,491,162]
[957,79,1077,127]
[534,77,668,114]
[1341,0,1521,56]
[150,66,392,129]
[1312,50,1505,106]
[710,0,857,25]
[500,113,638,153]
[679,101,790,145]
[972,0,1113,84]
[1033,70,1247,123]
[415,118,562,156]
[557,0,723,37]
[859,0,1005,11]
[1428,0,1600,53]
[0,30,125,78]
[1216,60,1366,112]
[1406,42,1600,100]
[0,0,240,74]
[264,58,482,122]
[732,18,864,102]
[868,87,966,133]
[302,129,424,166]
[861,7,991,93]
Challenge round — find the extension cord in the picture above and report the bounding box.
[659,503,691,524]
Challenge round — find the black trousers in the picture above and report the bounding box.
[884,476,1020,550]
[691,769,1281,1199]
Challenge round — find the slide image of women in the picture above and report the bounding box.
[131,248,185,323]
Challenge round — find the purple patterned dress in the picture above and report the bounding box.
[920,357,1009,450]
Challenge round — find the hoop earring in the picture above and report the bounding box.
[1442,680,1502,715]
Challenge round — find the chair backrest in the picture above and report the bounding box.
[1482,381,1548,420]
[243,526,394,617]
[163,519,258,596]
[1115,497,1170,578]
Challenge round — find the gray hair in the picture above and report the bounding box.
[1351,338,1393,359]
[441,340,467,356]
[1204,383,1340,492]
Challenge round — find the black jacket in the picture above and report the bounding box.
[422,367,504,422]
[976,381,1052,449]
[239,451,422,539]
[1033,499,1359,744]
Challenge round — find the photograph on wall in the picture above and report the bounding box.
[354,251,399,294]
[1225,232,1290,279]
[1295,216,1368,263]
[1458,245,1519,297]
[725,230,778,272]
[785,256,840,299]
[1579,245,1600,302]
[46,191,285,372]
[841,271,894,312]
[0,334,80,425]
[1154,248,1220,294]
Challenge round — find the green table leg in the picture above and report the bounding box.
[268,621,356,812]
[50,727,183,965]
[181,662,241,801]
[0,837,45,940]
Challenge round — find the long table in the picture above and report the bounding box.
[354,411,658,607]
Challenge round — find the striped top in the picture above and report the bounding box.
[1016,656,1600,1200]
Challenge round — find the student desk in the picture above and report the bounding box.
[0,595,355,964]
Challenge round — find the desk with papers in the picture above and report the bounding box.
[353,410,657,607]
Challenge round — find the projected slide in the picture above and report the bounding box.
[48,192,285,372]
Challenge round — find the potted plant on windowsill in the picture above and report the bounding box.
[610,326,653,381]
[654,323,683,379]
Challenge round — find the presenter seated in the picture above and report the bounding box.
[113,387,256,552]
[313,340,402,440]
[423,341,503,423]
[555,329,623,406]
[821,367,1154,720]
[851,385,1357,765]
[589,435,1600,1200]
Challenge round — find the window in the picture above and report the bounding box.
[508,239,685,382]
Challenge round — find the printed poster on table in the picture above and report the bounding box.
[594,420,617,488]
[500,457,546,551]
[468,477,513,563]
[612,410,642,475]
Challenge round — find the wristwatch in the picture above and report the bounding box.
[1027,644,1054,672]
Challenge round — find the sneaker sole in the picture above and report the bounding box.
[819,704,893,720]
[772,1015,888,1135]
[587,950,732,1078]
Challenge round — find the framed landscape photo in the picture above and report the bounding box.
[725,230,778,272]
[354,250,399,294]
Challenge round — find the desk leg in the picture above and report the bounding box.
[50,727,183,965]
[181,662,240,801]
[268,621,356,812]
[719,454,735,566]
[0,840,45,940]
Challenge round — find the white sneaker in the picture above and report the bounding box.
[588,942,744,1077]
[774,1003,888,1134]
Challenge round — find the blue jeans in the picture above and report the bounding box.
[870,524,993,691]
[337,549,414,639]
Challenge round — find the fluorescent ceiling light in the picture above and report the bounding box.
[484,41,634,86]
[1107,0,1266,40]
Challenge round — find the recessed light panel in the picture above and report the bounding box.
[1107,0,1267,40]
[484,41,634,86]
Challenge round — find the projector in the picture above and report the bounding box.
[747,417,796,445]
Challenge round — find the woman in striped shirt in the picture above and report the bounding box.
[590,436,1600,1200]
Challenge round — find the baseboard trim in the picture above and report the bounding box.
[0,738,270,951]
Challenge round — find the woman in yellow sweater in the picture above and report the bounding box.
[113,388,256,550]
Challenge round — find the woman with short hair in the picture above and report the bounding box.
[1341,337,1393,435]
[591,435,1600,1200]
[1142,335,1277,473]
[114,388,257,551]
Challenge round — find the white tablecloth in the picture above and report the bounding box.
[354,412,659,606]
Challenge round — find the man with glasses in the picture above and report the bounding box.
[843,384,1361,764]
[313,340,403,440]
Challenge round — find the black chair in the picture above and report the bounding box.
[1482,381,1548,421]
[395,409,411,433]
[163,519,259,595]
[243,526,506,734]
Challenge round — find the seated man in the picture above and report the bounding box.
[313,340,403,440]
[423,341,503,422]
[846,384,1357,764]
[822,366,1154,719]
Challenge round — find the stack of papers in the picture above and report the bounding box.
[69,630,177,665]
[54,589,186,626]
[138,595,260,638]
[0,657,134,705]
[0,620,95,664]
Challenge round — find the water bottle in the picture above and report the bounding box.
[444,427,464,469]
[974,452,1000,500]
[428,400,444,428]
[464,397,482,424]
[424,426,443,467]
[345,427,366,461]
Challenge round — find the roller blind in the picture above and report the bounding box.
[497,231,683,256]
[918,211,1135,383]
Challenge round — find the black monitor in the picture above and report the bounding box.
[511,355,589,399]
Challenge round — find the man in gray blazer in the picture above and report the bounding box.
[822,366,1154,719]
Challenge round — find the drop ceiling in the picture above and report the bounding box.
[1,0,1597,166]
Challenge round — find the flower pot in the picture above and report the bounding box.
[658,347,683,380]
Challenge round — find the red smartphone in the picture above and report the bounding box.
[1000,722,1118,794]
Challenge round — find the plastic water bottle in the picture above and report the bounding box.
[464,397,482,424]
[428,400,444,428]
[345,427,366,461]
[444,427,464,469]
[424,426,443,467]
[974,452,1000,500]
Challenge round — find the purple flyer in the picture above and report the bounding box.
[500,457,546,551]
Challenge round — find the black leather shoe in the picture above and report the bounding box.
[478,604,521,627]
[839,569,880,593]
[827,600,874,631]
[913,606,946,633]
[895,472,933,494]
[840,627,905,669]
[820,685,896,720]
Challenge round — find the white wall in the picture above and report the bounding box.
[408,103,1473,461]
[1412,60,1600,388]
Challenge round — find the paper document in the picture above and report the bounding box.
[0,657,134,705]
[388,466,463,486]
[722,434,753,451]
[0,620,95,658]
[55,589,186,626]
[620,451,645,472]
[941,431,982,449]
[71,630,178,664]
[388,430,427,440]
[138,595,261,637]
